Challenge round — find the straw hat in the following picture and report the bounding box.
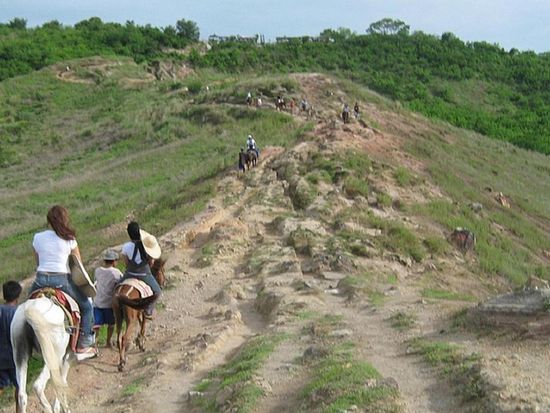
[140,229,161,259]
[68,254,97,298]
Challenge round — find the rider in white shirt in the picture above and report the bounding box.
[246,134,259,157]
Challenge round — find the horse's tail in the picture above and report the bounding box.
[25,302,68,398]
[117,294,157,310]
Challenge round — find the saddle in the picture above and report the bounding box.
[115,278,153,298]
[114,279,155,310]
[29,288,81,352]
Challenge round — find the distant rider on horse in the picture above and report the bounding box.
[247,134,259,158]
[342,103,350,124]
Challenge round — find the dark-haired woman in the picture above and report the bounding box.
[121,221,162,318]
[31,205,96,360]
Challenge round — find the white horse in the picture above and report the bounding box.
[11,296,71,413]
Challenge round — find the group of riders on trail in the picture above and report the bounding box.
[342,102,360,124]
[2,204,164,411]
[26,206,163,361]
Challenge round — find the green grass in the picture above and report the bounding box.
[388,311,417,331]
[0,63,307,283]
[393,167,417,187]
[422,288,477,302]
[343,176,369,198]
[193,334,286,413]
[409,339,486,402]
[122,377,144,397]
[336,275,385,306]
[407,124,550,285]
[288,227,317,256]
[300,342,401,413]
[422,235,449,255]
[0,358,44,406]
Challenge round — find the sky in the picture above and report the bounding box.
[1,0,549,52]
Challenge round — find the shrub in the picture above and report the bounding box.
[343,176,369,198]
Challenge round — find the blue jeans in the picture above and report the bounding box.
[31,273,94,347]
[122,272,161,295]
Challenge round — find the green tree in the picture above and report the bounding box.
[8,18,27,30]
[367,18,410,35]
[175,19,199,42]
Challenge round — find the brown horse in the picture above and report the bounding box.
[112,259,165,372]
[246,149,258,169]
[342,109,350,124]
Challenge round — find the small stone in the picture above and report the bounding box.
[188,391,204,401]
[329,329,353,338]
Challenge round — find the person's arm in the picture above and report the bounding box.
[33,250,39,267]
[71,245,82,261]
[121,253,129,269]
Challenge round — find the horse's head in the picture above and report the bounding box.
[150,258,166,288]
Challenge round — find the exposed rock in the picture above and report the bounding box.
[321,271,348,281]
[303,346,330,362]
[329,329,353,338]
[478,288,550,314]
[254,291,282,319]
[211,282,246,305]
[188,391,204,401]
[495,192,511,208]
[470,202,483,212]
[473,288,550,336]
[288,227,317,256]
[448,228,476,252]
[525,275,550,290]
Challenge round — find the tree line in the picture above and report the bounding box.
[1,17,549,154]
[194,20,550,154]
[0,17,199,80]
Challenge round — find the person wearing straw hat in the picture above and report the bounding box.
[93,249,123,347]
[121,222,162,319]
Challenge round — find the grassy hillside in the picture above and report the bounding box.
[337,78,550,284]
[2,54,550,288]
[195,29,550,154]
[0,57,310,282]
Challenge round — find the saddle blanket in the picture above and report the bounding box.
[117,278,153,298]
[29,288,81,352]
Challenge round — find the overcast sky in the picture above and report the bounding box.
[2,0,549,52]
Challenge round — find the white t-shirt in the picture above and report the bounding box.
[93,266,123,308]
[122,241,144,264]
[33,229,77,273]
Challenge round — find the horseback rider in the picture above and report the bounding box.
[121,222,162,319]
[342,103,350,123]
[354,102,360,118]
[246,91,252,106]
[30,205,97,360]
[246,134,259,157]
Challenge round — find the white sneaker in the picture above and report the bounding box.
[75,347,98,361]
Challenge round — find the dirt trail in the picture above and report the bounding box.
[5,73,549,413]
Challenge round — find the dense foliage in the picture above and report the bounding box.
[0,17,198,80]
[194,25,550,154]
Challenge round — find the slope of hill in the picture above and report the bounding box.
[1,60,550,413]
[195,29,550,154]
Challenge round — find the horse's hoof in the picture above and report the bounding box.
[118,364,124,372]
